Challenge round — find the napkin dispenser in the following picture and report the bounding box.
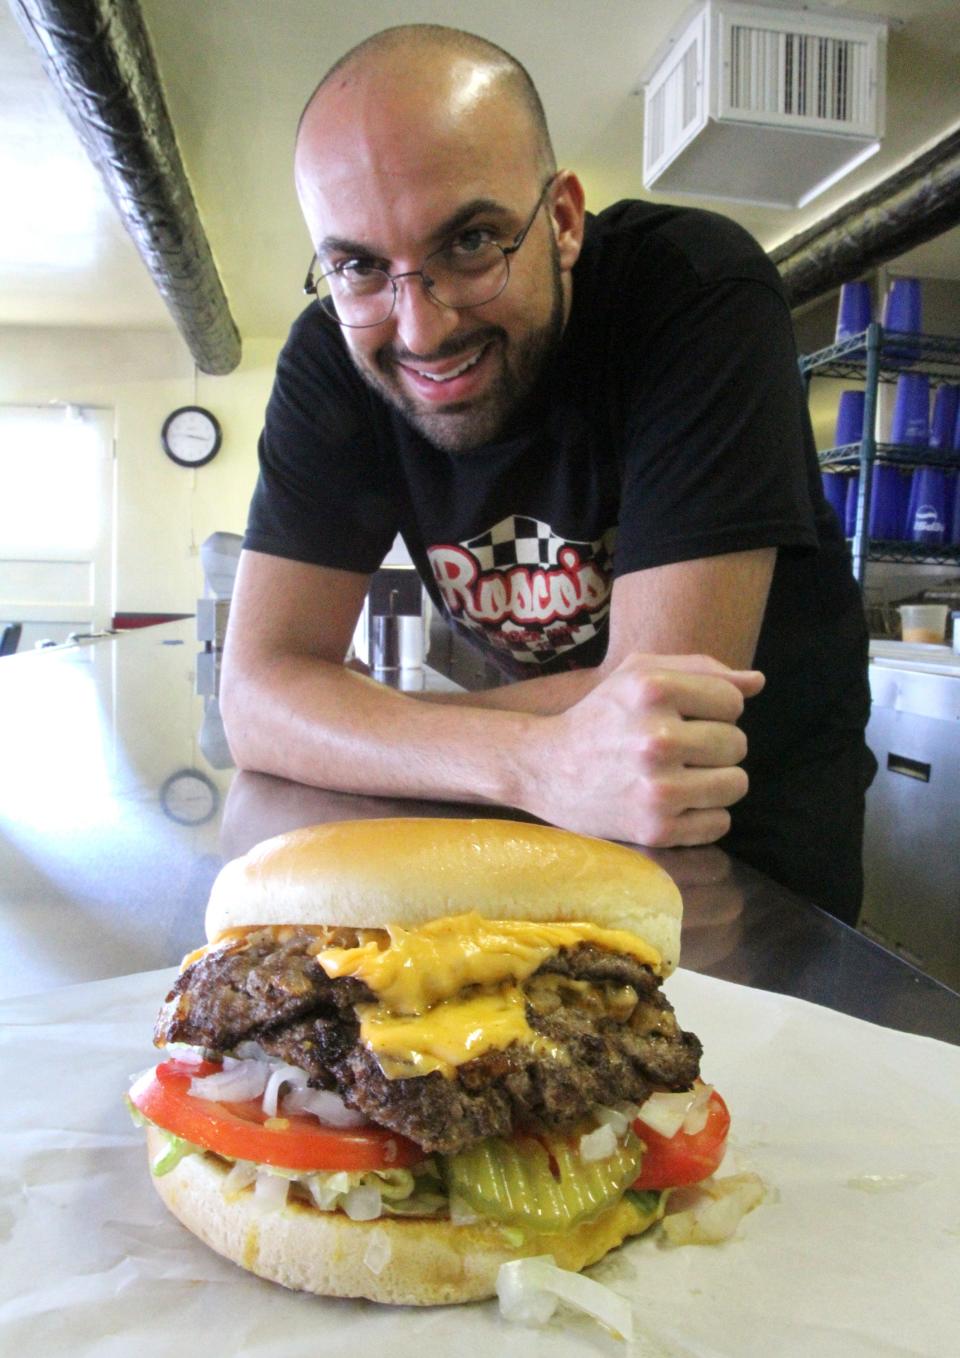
[356,567,424,674]
[197,532,242,649]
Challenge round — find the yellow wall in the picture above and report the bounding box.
[0,325,281,614]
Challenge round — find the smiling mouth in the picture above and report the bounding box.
[411,348,486,382]
[396,340,492,386]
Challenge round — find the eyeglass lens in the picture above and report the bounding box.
[317,240,511,328]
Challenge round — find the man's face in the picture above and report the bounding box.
[295,64,583,453]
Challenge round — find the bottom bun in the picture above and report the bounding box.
[146,1127,661,1305]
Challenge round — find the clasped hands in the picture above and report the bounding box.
[524,652,764,848]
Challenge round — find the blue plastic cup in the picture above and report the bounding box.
[891,373,930,446]
[821,471,848,523]
[834,389,865,446]
[949,474,960,546]
[930,385,960,450]
[909,466,948,545]
[952,395,960,452]
[883,277,922,334]
[844,473,860,537]
[894,467,912,538]
[835,281,872,343]
[869,464,904,540]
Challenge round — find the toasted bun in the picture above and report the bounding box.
[205,818,682,975]
[146,1127,659,1304]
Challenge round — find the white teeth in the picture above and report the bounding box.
[415,349,483,382]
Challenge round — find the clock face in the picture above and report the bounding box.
[159,768,219,826]
[161,406,222,467]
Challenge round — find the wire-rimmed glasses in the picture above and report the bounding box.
[302,174,558,329]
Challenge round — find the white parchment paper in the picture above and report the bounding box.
[1,966,958,1358]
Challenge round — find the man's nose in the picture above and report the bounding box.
[391,274,462,355]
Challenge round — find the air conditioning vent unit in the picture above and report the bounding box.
[641,1,887,208]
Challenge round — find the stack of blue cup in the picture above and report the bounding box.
[930,385,960,450]
[834,389,865,447]
[835,281,872,348]
[907,468,949,545]
[821,470,848,524]
[882,277,922,360]
[869,465,910,540]
[903,384,960,547]
[891,373,930,446]
[844,473,860,537]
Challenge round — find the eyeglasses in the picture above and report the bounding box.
[302,174,558,329]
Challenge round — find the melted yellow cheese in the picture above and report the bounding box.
[181,913,659,1083]
[316,911,659,1081]
[316,911,659,1014]
[356,984,532,1079]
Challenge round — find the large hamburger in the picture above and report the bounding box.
[128,818,730,1305]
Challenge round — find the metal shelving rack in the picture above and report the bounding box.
[800,323,960,584]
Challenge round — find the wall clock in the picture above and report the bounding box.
[161,406,222,468]
[159,767,220,826]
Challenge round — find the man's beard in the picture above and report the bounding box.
[347,250,565,454]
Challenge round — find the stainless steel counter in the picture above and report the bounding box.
[1,619,957,1045]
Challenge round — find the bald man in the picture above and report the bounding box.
[222,25,874,923]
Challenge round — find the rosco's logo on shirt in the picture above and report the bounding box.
[427,514,616,666]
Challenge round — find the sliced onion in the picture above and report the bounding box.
[221,1160,258,1202]
[579,1123,618,1163]
[593,1103,640,1138]
[252,1170,289,1214]
[448,1195,479,1226]
[497,1257,558,1326]
[189,1061,269,1102]
[362,1227,393,1275]
[306,1171,352,1211]
[661,1172,765,1246]
[281,1086,367,1128]
[496,1256,633,1340]
[343,1184,383,1221]
[635,1089,698,1139]
[681,1082,714,1136]
[262,1063,307,1117]
[232,1040,270,1061]
[164,1044,208,1065]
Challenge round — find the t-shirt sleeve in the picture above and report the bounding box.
[244,309,400,572]
[612,241,818,578]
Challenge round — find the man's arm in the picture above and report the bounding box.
[220,548,764,847]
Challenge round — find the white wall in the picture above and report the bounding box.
[0,325,281,616]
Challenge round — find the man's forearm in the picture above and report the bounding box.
[221,653,535,807]
[414,665,600,715]
[221,648,764,851]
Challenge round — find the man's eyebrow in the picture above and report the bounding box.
[433,197,513,240]
[317,197,514,262]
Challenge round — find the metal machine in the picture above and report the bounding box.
[860,644,960,991]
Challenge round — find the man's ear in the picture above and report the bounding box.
[550,170,587,271]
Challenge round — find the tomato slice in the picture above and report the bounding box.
[129,1059,425,1172]
[632,1089,731,1190]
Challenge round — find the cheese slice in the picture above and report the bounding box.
[356,984,532,1079]
[316,911,660,1080]
[316,911,660,1014]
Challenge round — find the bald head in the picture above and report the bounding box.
[291,25,584,454]
[296,24,556,182]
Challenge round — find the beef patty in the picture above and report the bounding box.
[156,927,702,1156]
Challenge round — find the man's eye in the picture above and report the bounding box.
[337,259,382,278]
[448,229,496,258]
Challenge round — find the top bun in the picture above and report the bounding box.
[205,818,683,975]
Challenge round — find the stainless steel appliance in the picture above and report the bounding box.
[860,644,960,990]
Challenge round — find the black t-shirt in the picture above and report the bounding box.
[247,200,868,779]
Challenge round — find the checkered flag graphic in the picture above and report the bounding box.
[430,515,615,668]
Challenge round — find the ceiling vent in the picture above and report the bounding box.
[640,2,887,209]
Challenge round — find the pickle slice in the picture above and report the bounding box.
[444,1129,645,1232]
